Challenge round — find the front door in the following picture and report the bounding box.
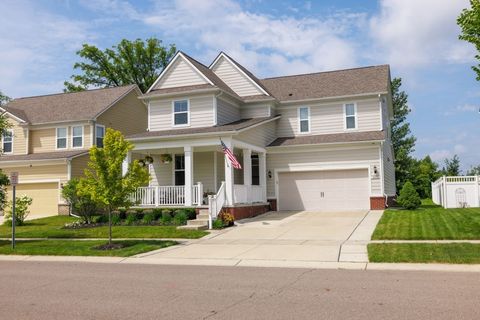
[174,155,185,185]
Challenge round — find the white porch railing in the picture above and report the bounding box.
[131,182,203,206]
[208,181,226,229]
[233,184,266,204]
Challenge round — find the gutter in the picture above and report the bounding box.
[266,139,385,150]
[278,92,388,105]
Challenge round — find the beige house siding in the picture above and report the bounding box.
[149,155,173,186]
[240,103,271,119]
[96,89,147,137]
[236,120,277,147]
[276,97,382,137]
[30,124,92,153]
[5,117,27,155]
[149,94,214,130]
[193,152,216,193]
[216,97,240,125]
[382,141,396,196]
[71,154,90,178]
[153,57,208,90]
[2,164,68,182]
[266,145,381,198]
[211,56,263,97]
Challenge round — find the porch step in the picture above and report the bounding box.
[198,209,209,215]
[177,224,208,231]
[197,213,209,220]
[187,219,209,226]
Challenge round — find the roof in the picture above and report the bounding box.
[260,65,390,102]
[0,150,89,162]
[3,85,138,124]
[127,116,280,140]
[268,131,386,147]
[141,84,216,98]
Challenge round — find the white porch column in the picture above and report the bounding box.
[259,152,267,202]
[184,146,194,206]
[243,149,252,203]
[224,139,234,205]
[122,151,132,176]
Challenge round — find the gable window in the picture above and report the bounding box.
[2,130,13,154]
[72,126,83,148]
[298,107,310,133]
[174,155,185,185]
[173,100,189,126]
[56,127,67,149]
[96,125,105,148]
[345,103,357,129]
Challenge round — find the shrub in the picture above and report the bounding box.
[4,195,33,226]
[184,208,196,220]
[160,211,172,225]
[173,211,187,226]
[142,212,155,225]
[111,213,122,225]
[397,181,421,210]
[212,219,224,229]
[93,214,109,224]
[125,212,138,225]
[61,178,99,224]
[153,208,163,220]
[219,211,235,226]
[118,208,127,219]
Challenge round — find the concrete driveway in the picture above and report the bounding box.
[143,210,383,265]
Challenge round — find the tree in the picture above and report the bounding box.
[390,78,416,192]
[4,195,33,226]
[0,90,10,106]
[0,90,11,210]
[467,165,480,175]
[442,155,461,176]
[64,38,176,93]
[61,178,99,224]
[79,128,149,245]
[411,156,441,198]
[458,0,480,80]
[397,181,421,210]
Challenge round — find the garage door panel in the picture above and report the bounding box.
[278,169,369,211]
[7,183,59,218]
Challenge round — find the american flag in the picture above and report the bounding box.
[221,140,242,169]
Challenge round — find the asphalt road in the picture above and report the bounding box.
[0,261,479,320]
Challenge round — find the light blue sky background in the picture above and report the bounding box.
[0,0,478,171]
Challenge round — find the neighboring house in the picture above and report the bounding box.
[0,85,146,218]
[127,51,396,219]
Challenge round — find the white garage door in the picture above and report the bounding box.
[278,169,370,211]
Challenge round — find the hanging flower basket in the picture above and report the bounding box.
[144,156,154,165]
[138,159,146,167]
[160,154,172,164]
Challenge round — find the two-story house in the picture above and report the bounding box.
[126,51,396,220]
[0,85,146,218]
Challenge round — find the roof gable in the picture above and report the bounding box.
[210,53,269,97]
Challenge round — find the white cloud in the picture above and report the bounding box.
[369,0,474,69]
[442,104,478,116]
[430,149,452,162]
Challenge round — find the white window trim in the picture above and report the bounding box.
[344,103,357,131]
[172,99,190,127]
[297,106,310,134]
[95,124,106,146]
[55,127,68,150]
[2,129,13,154]
[71,125,84,149]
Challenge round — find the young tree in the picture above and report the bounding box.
[64,38,176,93]
[79,128,149,245]
[442,155,461,176]
[390,78,416,192]
[467,165,480,175]
[61,178,99,224]
[458,0,480,80]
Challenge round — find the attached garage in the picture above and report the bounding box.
[7,183,59,217]
[277,169,370,211]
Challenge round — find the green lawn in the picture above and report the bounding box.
[368,243,480,264]
[372,200,480,240]
[0,239,176,257]
[0,216,207,239]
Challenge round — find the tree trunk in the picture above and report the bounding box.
[108,206,112,245]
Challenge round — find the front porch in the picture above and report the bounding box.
[126,137,268,216]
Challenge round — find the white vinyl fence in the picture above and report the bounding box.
[432,176,480,208]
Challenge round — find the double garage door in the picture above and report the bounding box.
[6,183,59,218]
[278,169,370,211]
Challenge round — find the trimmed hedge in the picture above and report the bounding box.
[90,207,196,227]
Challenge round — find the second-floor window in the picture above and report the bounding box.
[298,107,310,133]
[56,127,67,149]
[345,103,357,129]
[72,126,83,148]
[96,125,105,148]
[173,100,189,126]
[2,130,13,154]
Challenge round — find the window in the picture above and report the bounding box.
[345,103,356,129]
[2,130,13,154]
[298,107,310,133]
[96,125,105,148]
[173,100,189,126]
[251,155,260,185]
[72,126,83,148]
[174,155,185,185]
[56,127,67,149]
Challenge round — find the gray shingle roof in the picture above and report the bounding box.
[4,85,138,124]
[0,150,89,162]
[268,131,386,147]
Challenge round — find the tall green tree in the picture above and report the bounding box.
[79,128,150,245]
[442,155,461,176]
[467,164,480,175]
[411,156,441,198]
[390,78,416,192]
[0,90,10,106]
[64,38,176,93]
[458,0,480,80]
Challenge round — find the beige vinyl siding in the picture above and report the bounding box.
[216,97,240,125]
[240,104,271,119]
[71,154,90,178]
[266,145,381,198]
[276,97,382,137]
[2,164,68,182]
[236,120,277,148]
[149,94,214,130]
[154,58,208,90]
[382,141,396,195]
[96,90,146,137]
[6,117,27,155]
[233,149,244,185]
[211,56,263,97]
[30,124,92,153]
[193,152,215,192]
[149,155,173,186]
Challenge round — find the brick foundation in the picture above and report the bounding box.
[370,196,396,210]
[58,204,70,216]
[267,199,277,211]
[223,204,270,220]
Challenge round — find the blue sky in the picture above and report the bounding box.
[0,0,478,171]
